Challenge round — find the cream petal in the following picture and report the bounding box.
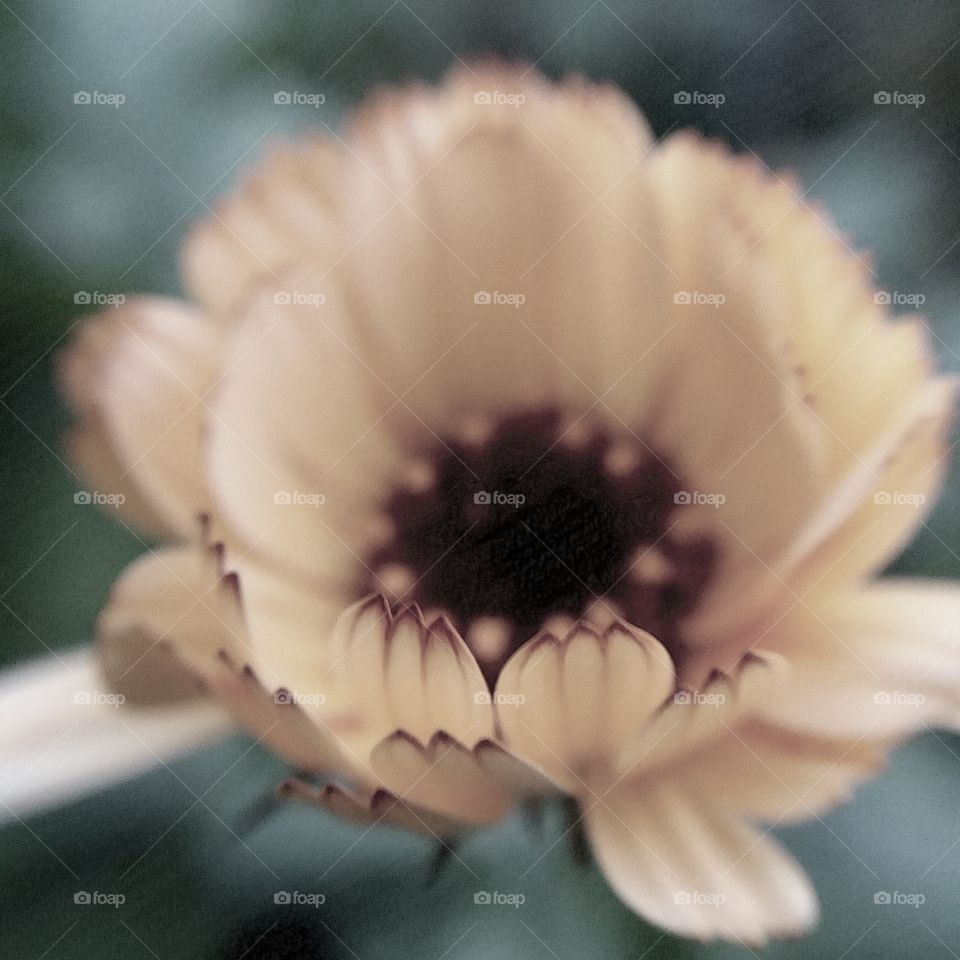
[181,139,342,321]
[98,545,353,775]
[720,147,938,483]
[0,648,231,822]
[229,559,343,700]
[204,269,410,588]
[759,580,960,740]
[616,652,781,777]
[583,782,817,944]
[58,297,219,539]
[785,380,957,594]
[494,621,674,791]
[97,545,248,702]
[675,720,886,826]
[328,65,666,430]
[325,596,494,752]
[367,731,520,825]
[277,779,465,838]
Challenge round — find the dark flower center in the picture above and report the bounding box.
[365,409,715,682]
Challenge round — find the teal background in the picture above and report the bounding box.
[2,1,960,957]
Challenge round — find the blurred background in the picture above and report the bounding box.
[2,0,960,957]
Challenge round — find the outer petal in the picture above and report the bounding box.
[97,546,351,775]
[367,731,554,825]
[583,781,817,945]
[277,779,465,838]
[759,580,960,740]
[59,297,219,539]
[325,596,494,753]
[494,621,674,791]
[204,267,410,589]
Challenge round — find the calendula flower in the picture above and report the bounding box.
[33,63,960,943]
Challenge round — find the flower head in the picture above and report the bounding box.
[58,64,960,944]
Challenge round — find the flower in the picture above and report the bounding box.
[52,64,960,943]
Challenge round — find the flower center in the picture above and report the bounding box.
[364,409,715,682]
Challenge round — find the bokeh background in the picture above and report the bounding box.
[3,0,960,957]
